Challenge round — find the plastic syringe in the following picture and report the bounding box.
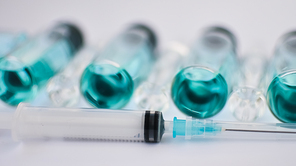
[1,103,296,143]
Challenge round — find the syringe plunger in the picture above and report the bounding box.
[2,104,296,143]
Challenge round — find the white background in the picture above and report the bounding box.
[1,0,296,165]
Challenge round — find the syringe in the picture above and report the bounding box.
[1,103,296,143]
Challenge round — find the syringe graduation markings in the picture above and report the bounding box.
[1,103,296,143]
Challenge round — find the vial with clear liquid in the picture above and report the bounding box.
[171,26,239,118]
[266,31,296,122]
[228,50,267,121]
[134,42,188,112]
[47,46,97,107]
[0,22,84,105]
[80,24,157,109]
[0,32,27,58]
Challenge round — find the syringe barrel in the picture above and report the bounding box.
[12,104,164,143]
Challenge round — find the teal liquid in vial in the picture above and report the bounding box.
[171,26,237,118]
[267,71,296,122]
[80,64,133,108]
[171,66,228,118]
[266,31,296,122]
[0,23,83,105]
[80,24,157,109]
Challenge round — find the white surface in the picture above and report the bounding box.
[1,0,296,165]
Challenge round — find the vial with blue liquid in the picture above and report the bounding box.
[80,23,157,109]
[266,31,296,122]
[0,22,84,105]
[171,26,239,118]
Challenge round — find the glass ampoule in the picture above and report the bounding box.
[228,50,267,121]
[171,26,239,118]
[134,42,188,112]
[0,32,27,58]
[0,22,84,105]
[47,46,97,107]
[266,31,296,122]
[80,23,157,109]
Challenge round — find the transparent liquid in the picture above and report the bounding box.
[47,47,97,107]
[135,82,169,111]
[267,72,296,122]
[228,87,266,121]
[47,75,80,107]
[171,66,228,118]
[80,63,134,109]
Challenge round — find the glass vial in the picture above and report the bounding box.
[80,23,157,109]
[0,32,27,58]
[0,22,84,105]
[47,46,97,107]
[171,26,238,118]
[228,50,267,121]
[266,31,296,122]
[134,42,188,112]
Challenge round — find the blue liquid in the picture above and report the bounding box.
[80,64,134,109]
[267,72,296,122]
[0,40,73,105]
[80,24,156,109]
[171,66,228,118]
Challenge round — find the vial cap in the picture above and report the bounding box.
[128,23,158,50]
[203,26,237,52]
[53,22,84,52]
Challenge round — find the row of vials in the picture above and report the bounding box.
[0,21,295,123]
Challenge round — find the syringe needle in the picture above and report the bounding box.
[4,104,296,143]
[225,129,296,134]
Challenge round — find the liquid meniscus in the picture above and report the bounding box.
[80,63,134,108]
[171,66,228,118]
[267,71,296,122]
[0,23,83,105]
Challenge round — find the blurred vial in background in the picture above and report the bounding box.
[47,46,97,107]
[134,42,188,112]
[0,22,84,106]
[171,26,239,118]
[0,32,27,58]
[266,31,296,122]
[228,50,267,122]
[80,23,157,109]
